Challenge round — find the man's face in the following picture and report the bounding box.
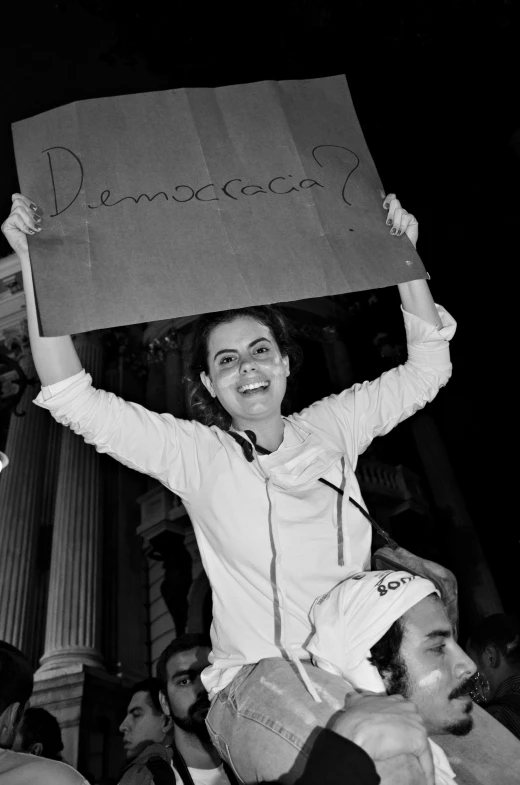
[388,595,477,736]
[160,647,211,740]
[119,691,167,760]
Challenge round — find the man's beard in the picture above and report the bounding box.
[170,695,211,742]
[443,679,475,736]
[386,659,475,737]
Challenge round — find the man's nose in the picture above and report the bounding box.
[454,644,477,680]
[119,718,129,733]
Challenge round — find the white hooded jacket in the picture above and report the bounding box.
[35,306,456,698]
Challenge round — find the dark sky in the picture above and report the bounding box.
[1,0,518,610]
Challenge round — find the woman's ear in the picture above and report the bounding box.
[200,371,216,398]
[283,355,290,377]
[29,742,44,757]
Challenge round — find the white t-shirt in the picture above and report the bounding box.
[172,763,230,785]
[37,306,456,698]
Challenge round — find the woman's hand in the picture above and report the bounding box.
[382,193,419,249]
[2,193,82,384]
[1,193,42,258]
[381,191,442,326]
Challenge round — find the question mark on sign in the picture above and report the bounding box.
[312,144,360,206]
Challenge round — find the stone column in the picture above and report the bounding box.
[26,416,63,667]
[410,412,503,625]
[38,333,105,672]
[0,347,50,652]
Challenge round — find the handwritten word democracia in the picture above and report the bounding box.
[89,176,324,210]
[42,144,360,218]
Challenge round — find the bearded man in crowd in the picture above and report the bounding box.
[157,634,235,785]
[308,571,477,784]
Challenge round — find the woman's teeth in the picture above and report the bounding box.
[238,381,269,394]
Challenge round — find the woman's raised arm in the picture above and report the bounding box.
[1,193,83,386]
[383,192,443,329]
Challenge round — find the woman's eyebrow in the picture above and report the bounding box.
[213,337,271,361]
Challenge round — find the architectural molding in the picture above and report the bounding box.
[0,253,21,279]
[0,292,26,338]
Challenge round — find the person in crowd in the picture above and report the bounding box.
[118,641,382,785]
[2,191,455,785]
[119,679,173,763]
[156,634,234,785]
[0,640,89,784]
[118,678,175,784]
[466,614,520,739]
[308,570,477,784]
[11,706,64,760]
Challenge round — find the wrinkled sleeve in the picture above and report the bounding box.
[34,370,218,497]
[294,728,380,785]
[319,304,456,459]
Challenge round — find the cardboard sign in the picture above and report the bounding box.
[12,75,426,336]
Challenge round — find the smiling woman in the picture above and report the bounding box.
[2,190,455,785]
[188,306,302,436]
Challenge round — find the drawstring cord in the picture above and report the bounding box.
[318,477,396,548]
[228,430,255,461]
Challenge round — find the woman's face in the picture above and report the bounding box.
[200,316,290,429]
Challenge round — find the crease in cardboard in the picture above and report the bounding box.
[186,86,256,308]
[274,80,347,290]
[209,87,260,306]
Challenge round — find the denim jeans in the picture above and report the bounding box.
[206,658,520,785]
[205,657,355,783]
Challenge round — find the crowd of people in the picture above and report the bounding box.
[1,190,520,784]
[2,611,520,783]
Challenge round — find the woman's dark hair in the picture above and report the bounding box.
[468,614,520,666]
[187,305,303,430]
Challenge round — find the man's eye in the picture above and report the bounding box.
[219,356,235,365]
[177,678,190,686]
[431,645,446,654]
